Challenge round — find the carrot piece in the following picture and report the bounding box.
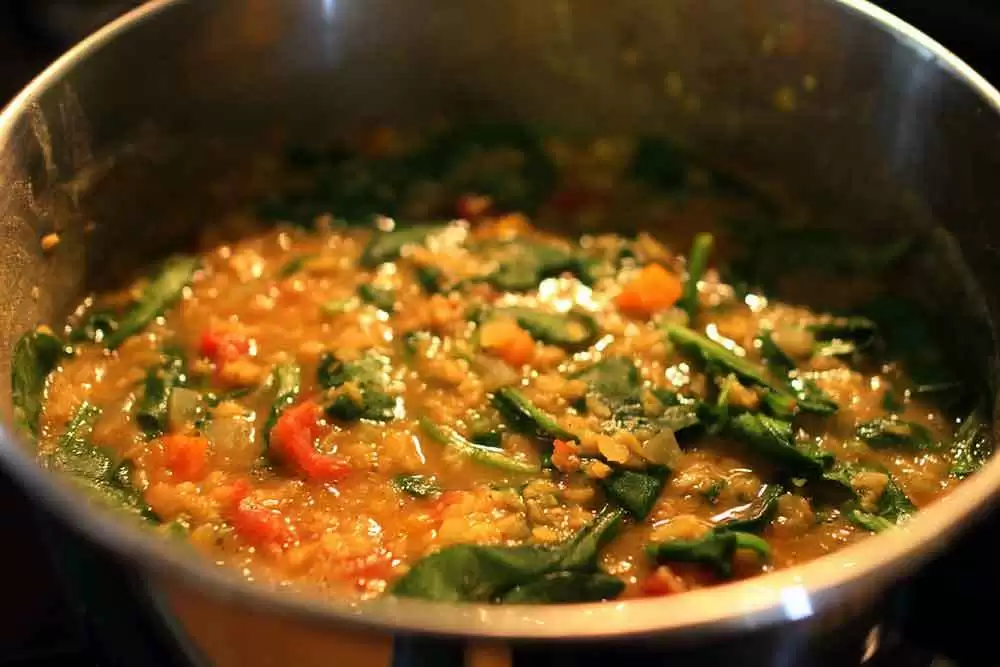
[199,328,250,364]
[160,434,209,482]
[639,566,687,597]
[270,401,351,483]
[551,438,581,473]
[616,263,683,317]
[480,318,535,366]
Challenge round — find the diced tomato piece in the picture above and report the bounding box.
[479,318,535,367]
[229,498,295,548]
[160,434,209,482]
[270,401,351,483]
[199,328,250,364]
[616,263,683,318]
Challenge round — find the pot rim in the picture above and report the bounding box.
[1,0,998,641]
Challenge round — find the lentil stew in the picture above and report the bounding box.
[13,126,990,605]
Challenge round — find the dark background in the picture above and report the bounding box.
[0,1,998,665]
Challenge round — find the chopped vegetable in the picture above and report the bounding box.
[712,483,784,533]
[198,328,250,365]
[483,240,596,291]
[160,434,209,481]
[491,307,598,349]
[392,506,624,602]
[135,349,187,438]
[104,256,198,349]
[726,413,832,478]
[11,328,66,437]
[68,310,118,344]
[277,254,315,278]
[262,363,302,451]
[680,233,713,322]
[392,474,442,498]
[950,409,991,478]
[491,388,577,443]
[616,263,683,318]
[646,529,771,578]
[856,417,937,451]
[360,225,443,267]
[270,401,350,482]
[664,323,838,416]
[317,352,396,422]
[357,284,396,312]
[600,468,668,519]
[48,402,154,520]
[419,418,540,474]
[479,318,535,366]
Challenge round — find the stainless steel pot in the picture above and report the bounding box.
[2,1,999,665]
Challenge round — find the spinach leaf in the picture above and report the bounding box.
[135,349,188,438]
[680,233,713,322]
[664,323,772,390]
[600,468,668,519]
[571,357,639,408]
[415,266,443,294]
[360,225,443,268]
[357,284,396,313]
[262,363,302,451]
[482,240,596,292]
[664,323,838,417]
[104,256,199,349]
[950,409,991,479]
[419,418,540,474]
[499,571,624,604]
[856,417,937,452]
[470,431,504,450]
[391,506,625,602]
[317,352,396,422]
[822,462,915,532]
[49,403,155,521]
[726,413,832,478]
[277,254,315,278]
[392,474,442,498]
[492,307,598,349]
[646,530,771,578]
[758,331,794,374]
[711,483,785,533]
[808,316,877,353]
[491,388,577,442]
[68,310,119,344]
[12,328,67,437]
[789,377,839,416]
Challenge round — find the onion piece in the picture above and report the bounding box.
[639,429,683,468]
[471,354,520,392]
[167,387,203,433]
[207,414,258,471]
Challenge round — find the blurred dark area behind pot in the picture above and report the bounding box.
[0,1,999,666]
